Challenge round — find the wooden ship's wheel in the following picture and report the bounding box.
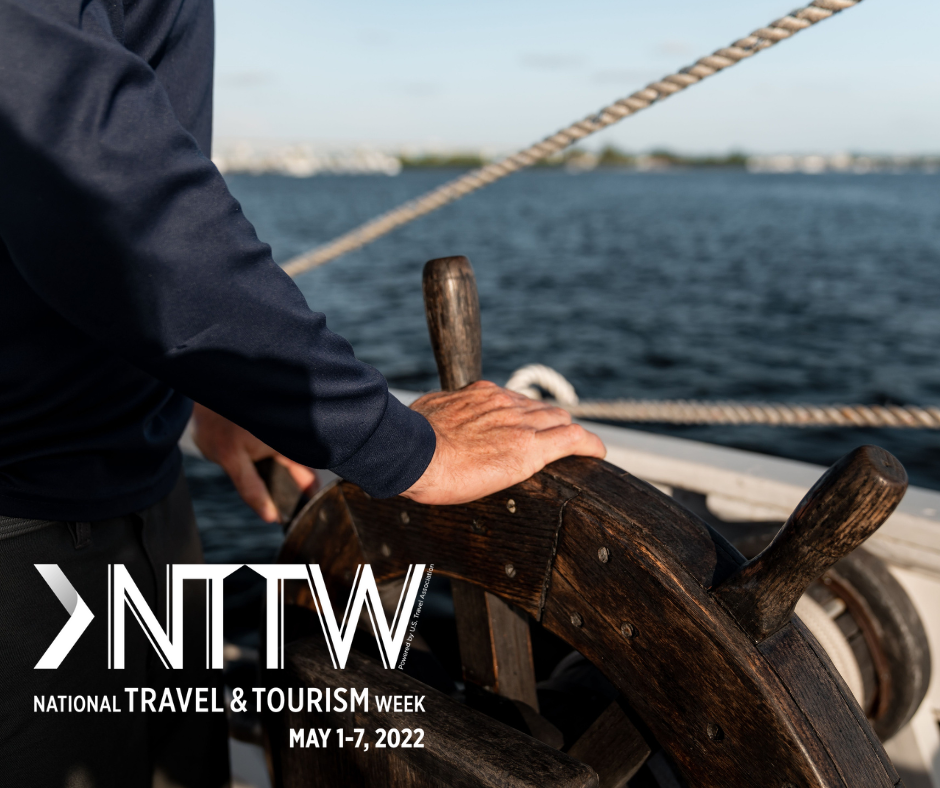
[262,256,909,788]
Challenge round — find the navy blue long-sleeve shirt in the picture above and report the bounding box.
[0,0,436,520]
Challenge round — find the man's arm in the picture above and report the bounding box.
[0,0,435,496]
[193,383,605,518]
[0,0,604,510]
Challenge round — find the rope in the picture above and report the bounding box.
[505,364,940,428]
[505,364,580,406]
[567,400,940,429]
[283,0,863,277]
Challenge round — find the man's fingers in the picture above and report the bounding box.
[279,457,317,494]
[519,405,573,431]
[535,423,607,464]
[406,382,608,505]
[225,453,280,523]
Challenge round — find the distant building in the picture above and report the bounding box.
[747,153,939,174]
[213,141,401,176]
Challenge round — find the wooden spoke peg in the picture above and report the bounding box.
[422,256,540,711]
[713,445,908,643]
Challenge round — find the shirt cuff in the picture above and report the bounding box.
[329,393,436,498]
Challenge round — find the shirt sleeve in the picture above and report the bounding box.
[0,0,436,498]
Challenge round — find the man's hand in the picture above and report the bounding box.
[403,380,605,505]
[191,403,316,523]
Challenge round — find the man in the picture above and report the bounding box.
[0,0,605,785]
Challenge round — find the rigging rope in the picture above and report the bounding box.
[283,0,864,277]
[505,364,940,429]
[567,400,940,429]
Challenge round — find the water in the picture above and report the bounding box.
[192,169,940,566]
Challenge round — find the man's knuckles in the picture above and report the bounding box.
[466,380,498,392]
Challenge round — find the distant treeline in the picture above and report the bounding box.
[399,153,493,169]
[399,146,749,170]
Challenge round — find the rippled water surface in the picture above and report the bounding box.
[192,170,940,565]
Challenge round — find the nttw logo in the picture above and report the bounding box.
[33,563,426,672]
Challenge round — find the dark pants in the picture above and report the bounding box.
[0,473,230,788]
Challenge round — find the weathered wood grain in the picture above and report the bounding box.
[539,458,743,591]
[451,581,539,708]
[340,473,579,615]
[422,255,482,390]
[537,458,899,787]
[541,505,836,787]
[279,482,363,607]
[268,638,598,788]
[714,445,908,643]
[759,618,900,787]
[566,700,651,788]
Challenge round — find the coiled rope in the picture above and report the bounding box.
[283,0,863,277]
[506,364,940,429]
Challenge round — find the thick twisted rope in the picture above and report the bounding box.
[284,0,863,277]
[505,364,940,428]
[566,400,940,428]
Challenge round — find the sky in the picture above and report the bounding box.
[213,0,939,155]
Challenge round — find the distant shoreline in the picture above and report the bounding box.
[399,148,939,174]
[399,148,749,171]
[214,143,940,177]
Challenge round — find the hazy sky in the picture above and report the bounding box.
[214,0,938,154]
